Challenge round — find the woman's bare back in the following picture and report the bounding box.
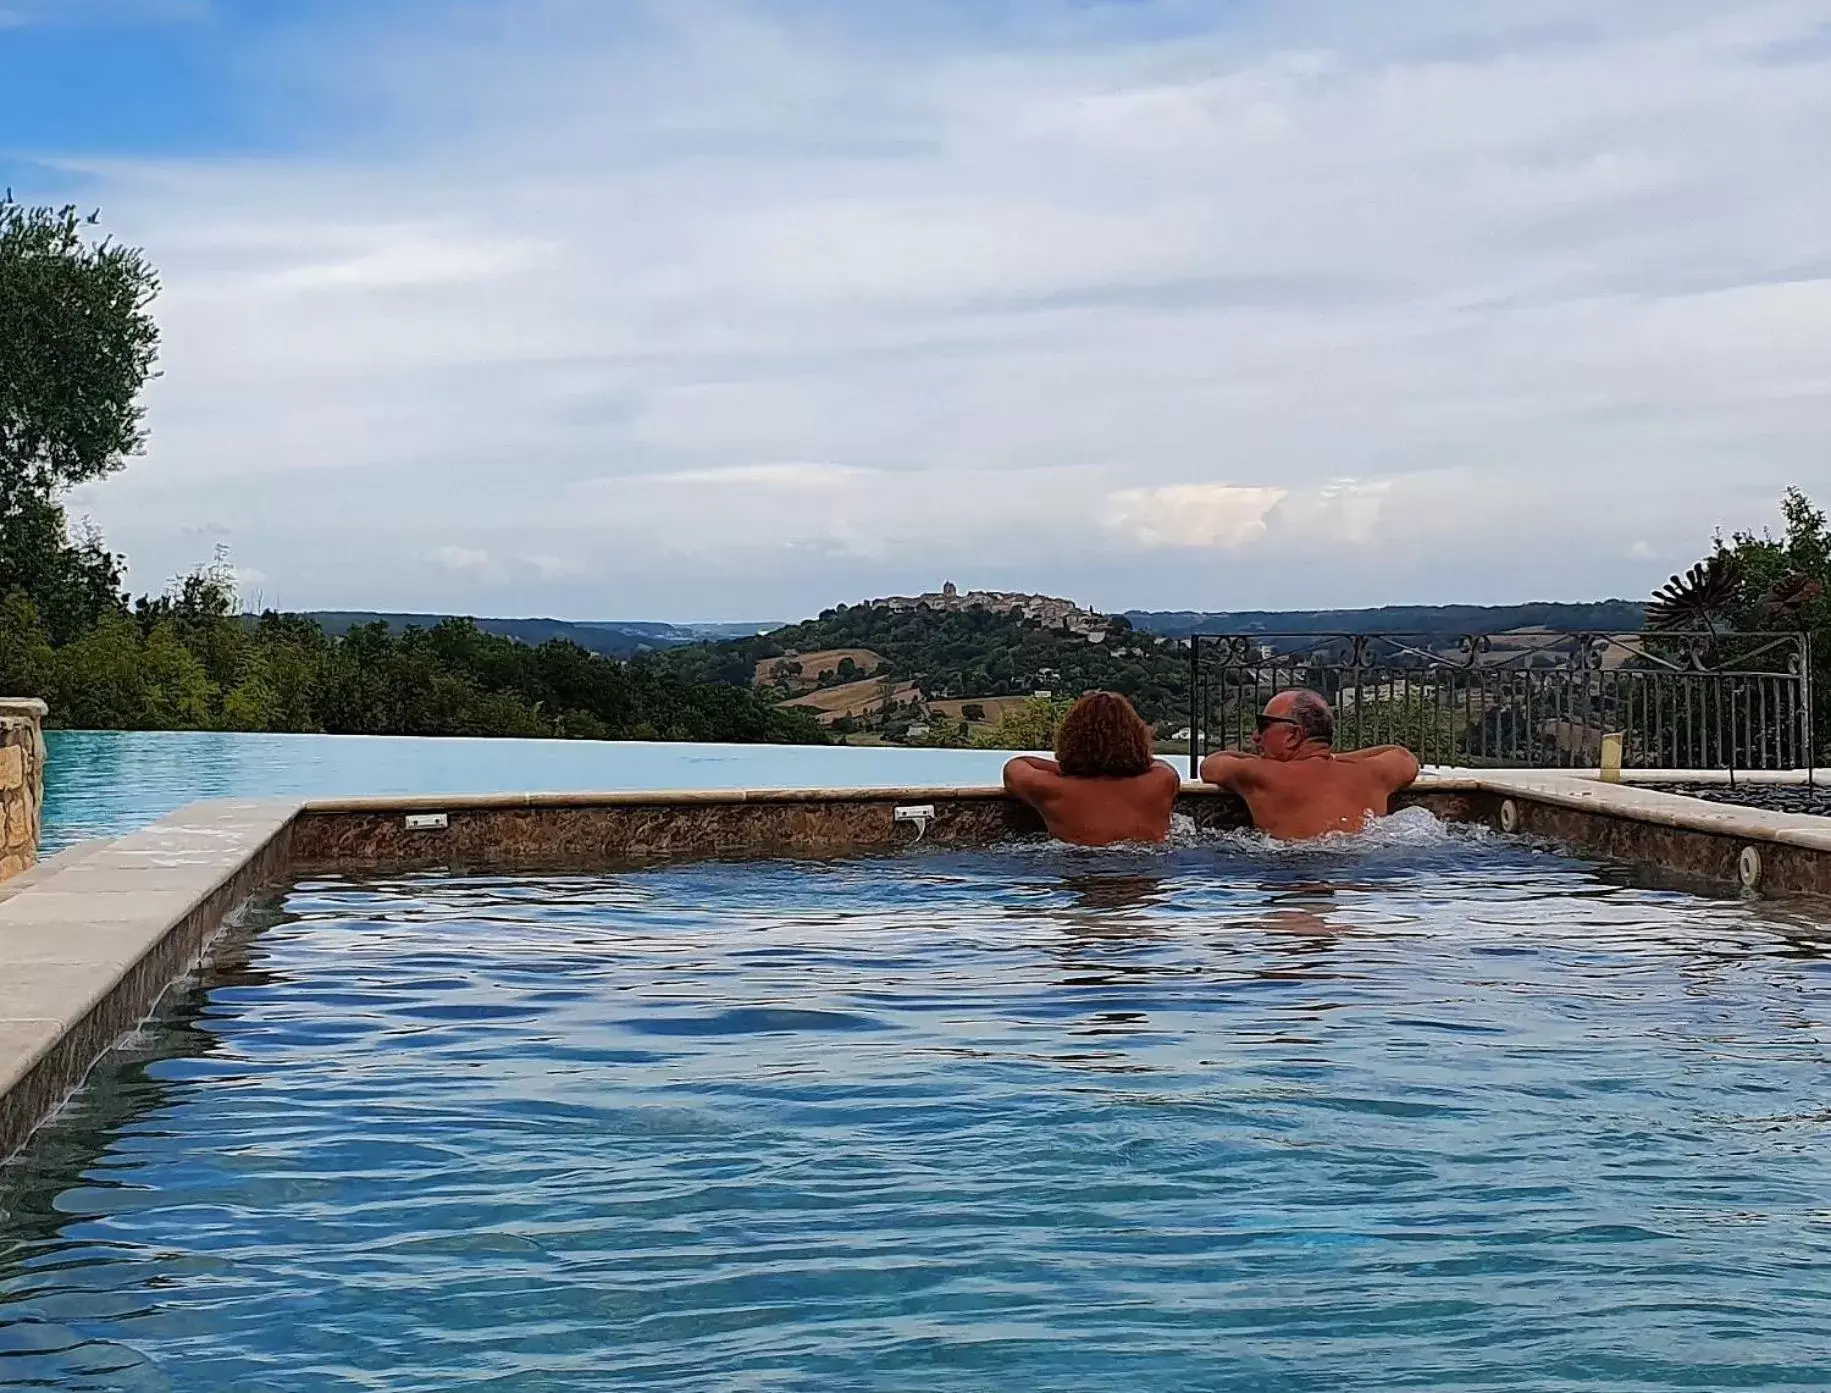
[1002,758,1181,846]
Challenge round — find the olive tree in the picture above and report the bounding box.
[0,195,159,637]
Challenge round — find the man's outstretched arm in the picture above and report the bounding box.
[1199,750,1263,792]
[1333,744,1409,762]
[1336,745,1421,787]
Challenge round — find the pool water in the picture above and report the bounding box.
[4,820,1830,1389]
[40,731,1026,852]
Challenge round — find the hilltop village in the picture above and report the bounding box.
[867,583,1113,641]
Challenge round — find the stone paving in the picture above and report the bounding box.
[1652,782,1831,818]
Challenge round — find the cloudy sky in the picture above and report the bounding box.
[6,0,1831,621]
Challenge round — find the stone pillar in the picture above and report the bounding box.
[0,698,47,882]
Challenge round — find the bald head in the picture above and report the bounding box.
[1266,689,1335,747]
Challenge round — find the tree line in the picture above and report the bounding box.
[0,551,826,742]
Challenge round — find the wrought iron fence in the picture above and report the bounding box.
[1186,630,1813,776]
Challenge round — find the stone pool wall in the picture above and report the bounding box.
[287,783,1488,873]
[0,699,47,883]
[289,786,1263,872]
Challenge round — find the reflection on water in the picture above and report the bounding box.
[5,829,1831,1390]
[1058,871,1169,917]
[1253,880,1357,940]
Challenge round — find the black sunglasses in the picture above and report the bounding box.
[1255,714,1302,733]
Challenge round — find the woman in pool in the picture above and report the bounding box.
[1002,692,1181,845]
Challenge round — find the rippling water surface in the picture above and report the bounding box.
[5,820,1831,1389]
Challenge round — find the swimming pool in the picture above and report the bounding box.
[4,821,1829,1389]
[40,731,1024,852]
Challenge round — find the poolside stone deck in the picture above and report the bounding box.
[5,771,1831,1164]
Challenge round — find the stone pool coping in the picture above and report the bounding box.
[4,768,1831,1163]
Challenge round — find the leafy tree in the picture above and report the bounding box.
[139,623,215,728]
[971,695,1072,752]
[1,195,160,511]
[1653,487,1831,762]
[1,196,152,643]
[0,591,54,696]
[45,615,162,728]
[0,493,126,644]
[911,716,971,748]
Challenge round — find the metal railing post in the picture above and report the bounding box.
[1804,631,1816,790]
[1187,637,1200,779]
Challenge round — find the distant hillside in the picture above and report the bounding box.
[648,593,1653,740]
[651,602,1188,727]
[1125,600,1646,640]
[289,612,778,659]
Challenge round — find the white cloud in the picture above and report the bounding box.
[1107,484,1289,549]
[639,462,880,489]
[520,554,587,581]
[425,545,500,579]
[41,0,1831,617]
[1263,478,1393,546]
[263,230,550,292]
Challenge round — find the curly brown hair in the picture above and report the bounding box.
[1054,691,1158,778]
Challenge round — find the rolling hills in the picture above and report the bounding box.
[647,594,1649,740]
[274,598,1651,742]
[292,613,778,659]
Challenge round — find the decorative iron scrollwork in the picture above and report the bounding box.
[1569,633,1609,671]
[1456,633,1491,668]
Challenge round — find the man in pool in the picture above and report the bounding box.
[1199,689,1420,840]
[1002,691,1181,845]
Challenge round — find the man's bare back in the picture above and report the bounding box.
[1200,748,1418,839]
[1003,756,1181,845]
[1199,689,1420,840]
